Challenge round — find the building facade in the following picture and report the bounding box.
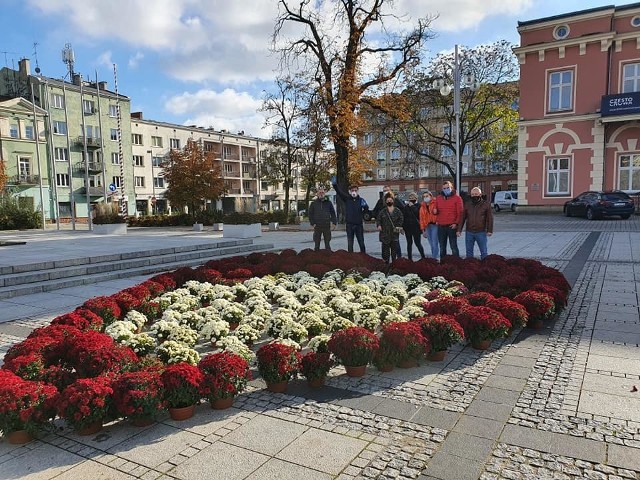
[515,3,640,212]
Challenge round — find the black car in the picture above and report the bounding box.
[564,191,635,220]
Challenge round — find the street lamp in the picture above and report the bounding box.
[432,45,479,193]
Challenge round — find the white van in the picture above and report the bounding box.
[492,191,518,212]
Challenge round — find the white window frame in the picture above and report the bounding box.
[110,128,118,141]
[622,63,640,93]
[55,147,69,161]
[546,156,570,196]
[363,133,373,146]
[51,94,64,109]
[109,104,118,117]
[391,148,401,161]
[134,176,145,187]
[133,155,144,167]
[618,152,640,191]
[153,177,165,188]
[111,152,121,165]
[152,156,163,167]
[151,136,163,147]
[83,99,95,115]
[56,173,69,186]
[24,125,35,140]
[9,124,18,138]
[377,168,386,179]
[376,150,386,162]
[132,133,143,145]
[169,138,180,149]
[19,157,30,177]
[223,145,232,158]
[548,69,574,112]
[112,176,122,188]
[53,121,67,135]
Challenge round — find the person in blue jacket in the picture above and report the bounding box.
[332,180,369,253]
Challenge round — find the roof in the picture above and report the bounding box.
[517,4,627,28]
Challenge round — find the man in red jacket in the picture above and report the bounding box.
[432,180,463,258]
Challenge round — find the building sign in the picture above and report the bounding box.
[601,92,640,116]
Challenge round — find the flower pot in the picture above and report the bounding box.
[76,420,103,436]
[397,358,419,369]
[527,318,544,330]
[427,350,447,362]
[471,339,492,351]
[307,377,326,388]
[131,416,155,427]
[377,364,394,372]
[211,397,235,410]
[228,322,239,331]
[344,365,367,377]
[7,429,34,444]
[169,405,196,420]
[266,380,289,393]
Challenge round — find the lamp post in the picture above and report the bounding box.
[432,45,478,193]
[148,150,155,214]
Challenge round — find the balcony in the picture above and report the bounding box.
[76,160,103,173]
[75,136,102,149]
[78,186,104,197]
[9,175,40,186]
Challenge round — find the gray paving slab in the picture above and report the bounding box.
[452,415,505,439]
[587,354,640,376]
[245,458,332,480]
[500,424,606,463]
[219,414,307,456]
[435,431,495,462]
[275,428,368,475]
[474,386,521,405]
[464,400,514,423]
[0,442,84,480]
[490,364,531,379]
[608,444,640,471]
[578,390,640,422]
[409,405,461,430]
[370,397,421,421]
[52,460,137,479]
[483,375,528,392]
[422,453,486,480]
[170,441,269,480]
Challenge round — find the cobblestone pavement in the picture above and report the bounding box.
[0,215,639,479]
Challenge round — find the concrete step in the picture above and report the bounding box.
[0,240,275,299]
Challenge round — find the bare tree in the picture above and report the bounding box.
[273,0,434,197]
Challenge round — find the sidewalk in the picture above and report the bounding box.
[0,215,639,479]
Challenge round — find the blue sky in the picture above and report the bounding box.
[1,1,637,137]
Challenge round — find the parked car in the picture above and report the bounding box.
[563,191,635,220]
[492,190,518,212]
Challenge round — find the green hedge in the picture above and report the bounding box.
[0,196,43,230]
[128,210,297,228]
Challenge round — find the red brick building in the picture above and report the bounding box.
[515,3,640,212]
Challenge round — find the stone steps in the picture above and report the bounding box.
[0,239,275,299]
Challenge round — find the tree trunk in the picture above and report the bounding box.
[334,141,349,223]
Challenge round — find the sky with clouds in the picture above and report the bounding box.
[1,0,637,137]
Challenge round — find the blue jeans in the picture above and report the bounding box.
[346,223,366,253]
[465,231,488,259]
[423,224,439,259]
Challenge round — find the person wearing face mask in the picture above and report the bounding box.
[432,180,463,257]
[402,192,425,261]
[372,185,404,256]
[376,192,404,264]
[419,190,439,259]
[308,185,337,251]
[457,186,493,260]
[331,181,369,253]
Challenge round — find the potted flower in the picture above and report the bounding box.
[485,297,529,333]
[256,342,301,393]
[513,290,556,329]
[414,314,465,361]
[327,326,379,377]
[455,306,511,350]
[378,322,430,368]
[0,371,59,444]
[198,352,251,409]
[301,351,334,387]
[155,341,200,366]
[112,369,166,426]
[161,362,204,420]
[57,376,113,435]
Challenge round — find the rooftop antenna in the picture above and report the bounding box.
[62,43,75,79]
[33,42,41,75]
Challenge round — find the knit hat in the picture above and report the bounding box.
[408,192,417,201]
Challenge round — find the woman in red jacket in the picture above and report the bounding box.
[432,181,463,258]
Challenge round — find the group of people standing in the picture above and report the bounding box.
[308,179,493,264]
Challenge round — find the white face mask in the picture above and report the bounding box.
[423,197,431,204]
[350,191,357,198]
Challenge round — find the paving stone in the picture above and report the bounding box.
[245,458,332,479]
[452,415,505,440]
[172,442,269,479]
[276,427,368,475]
[333,394,384,412]
[372,398,421,421]
[221,414,307,456]
[424,452,486,480]
[409,406,460,430]
[607,444,640,471]
[465,400,514,422]
[474,386,521,405]
[578,390,640,423]
[437,431,495,461]
[484,375,528,392]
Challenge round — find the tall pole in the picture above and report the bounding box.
[453,44,462,193]
[79,75,92,230]
[113,63,128,220]
[42,79,61,230]
[30,80,46,229]
[61,81,76,230]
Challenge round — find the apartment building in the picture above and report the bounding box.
[515,3,640,211]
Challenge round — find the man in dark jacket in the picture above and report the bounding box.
[457,187,493,260]
[308,186,337,251]
[372,185,404,256]
[402,192,425,261]
[332,182,369,253]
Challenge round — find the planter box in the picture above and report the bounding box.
[222,223,262,238]
[268,222,279,231]
[93,223,127,235]
[193,223,204,232]
[212,223,224,231]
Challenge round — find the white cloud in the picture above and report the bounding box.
[96,51,113,69]
[128,52,144,69]
[165,88,269,137]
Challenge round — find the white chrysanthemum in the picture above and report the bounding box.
[383,282,409,303]
[166,296,200,313]
[124,310,147,330]
[155,340,200,365]
[428,276,449,289]
[210,298,233,311]
[295,283,324,302]
[354,309,381,331]
[355,293,382,310]
[161,309,184,323]
[380,311,406,326]
[242,312,267,331]
[407,284,432,299]
[278,294,303,311]
[105,320,137,342]
[376,304,399,324]
[221,304,246,324]
[345,283,374,299]
[231,324,261,345]
[330,297,360,320]
[318,278,338,290]
[379,295,402,310]
[243,277,269,292]
[404,295,429,308]
[307,334,331,353]
[179,310,204,330]
[199,319,230,341]
[167,324,198,347]
[271,338,301,350]
[231,283,249,301]
[329,316,356,332]
[266,307,297,337]
[323,269,345,282]
[184,280,210,296]
[149,319,181,342]
[218,336,255,363]
[398,305,424,320]
[122,333,156,355]
[211,284,235,301]
[277,320,308,342]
